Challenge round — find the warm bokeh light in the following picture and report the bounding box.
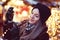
[3,0,33,22]
[22,11,28,17]
[2,0,6,2]
[0,5,3,14]
[46,8,60,40]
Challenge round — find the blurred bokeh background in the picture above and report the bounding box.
[0,0,60,40]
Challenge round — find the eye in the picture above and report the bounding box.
[35,15,39,18]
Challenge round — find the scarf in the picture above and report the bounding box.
[20,21,47,40]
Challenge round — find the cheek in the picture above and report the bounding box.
[34,17,40,22]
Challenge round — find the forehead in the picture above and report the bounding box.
[32,8,39,14]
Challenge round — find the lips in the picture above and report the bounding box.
[30,19,34,22]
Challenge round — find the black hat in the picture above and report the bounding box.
[32,3,51,24]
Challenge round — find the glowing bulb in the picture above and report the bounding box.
[22,10,28,17]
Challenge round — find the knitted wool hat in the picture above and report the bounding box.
[32,3,51,24]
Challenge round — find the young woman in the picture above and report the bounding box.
[20,3,51,40]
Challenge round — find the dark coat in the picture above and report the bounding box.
[3,21,20,40]
[20,22,49,40]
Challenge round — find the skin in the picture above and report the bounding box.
[29,8,40,24]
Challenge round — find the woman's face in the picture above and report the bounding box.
[29,8,40,24]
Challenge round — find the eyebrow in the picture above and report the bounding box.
[34,14,39,15]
